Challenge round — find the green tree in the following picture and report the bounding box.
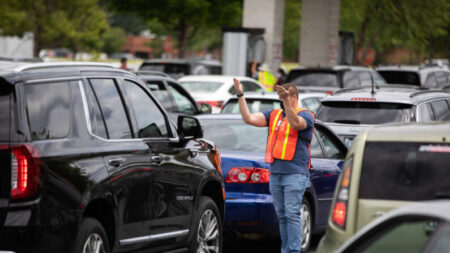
[282,0,301,61]
[340,0,449,65]
[108,0,242,58]
[0,0,108,57]
[101,27,127,55]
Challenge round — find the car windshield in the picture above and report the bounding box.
[359,142,450,201]
[317,102,412,124]
[377,71,421,86]
[140,63,189,74]
[179,81,223,93]
[221,99,281,113]
[199,118,268,153]
[288,71,339,87]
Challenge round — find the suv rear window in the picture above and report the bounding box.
[25,82,71,140]
[317,102,412,124]
[0,85,12,141]
[359,142,450,201]
[287,71,339,87]
[377,71,421,86]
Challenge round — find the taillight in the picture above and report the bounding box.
[197,101,224,108]
[326,91,333,95]
[225,167,270,183]
[212,145,222,175]
[11,145,39,200]
[331,157,352,229]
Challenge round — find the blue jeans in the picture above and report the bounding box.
[269,173,309,253]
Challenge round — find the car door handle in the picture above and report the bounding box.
[108,158,124,167]
[151,155,163,164]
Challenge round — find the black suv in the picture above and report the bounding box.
[0,61,224,253]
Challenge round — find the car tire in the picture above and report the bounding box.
[190,196,222,253]
[72,217,110,253]
[301,198,312,252]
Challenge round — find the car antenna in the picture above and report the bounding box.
[370,74,376,96]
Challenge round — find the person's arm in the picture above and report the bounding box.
[277,86,307,130]
[233,78,267,127]
[251,60,258,76]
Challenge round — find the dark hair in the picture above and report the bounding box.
[281,83,298,98]
[120,57,127,63]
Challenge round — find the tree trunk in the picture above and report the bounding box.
[177,18,187,58]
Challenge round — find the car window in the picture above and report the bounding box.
[417,103,435,122]
[241,81,263,92]
[288,72,340,87]
[435,71,448,88]
[140,63,189,75]
[144,81,174,111]
[359,142,450,201]
[167,82,196,115]
[120,80,169,138]
[372,71,386,85]
[317,102,413,124]
[344,218,442,253]
[377,71,421,86]
[0,85,12,141]
[89,79,132,139]
[425,73,437,88]
[425,223,450,253]
[316,128,345,159]
[24,81,71,140]
[430,100,450,120]
[343,71,372,87]
[221,98,281,114]
[311,133,323,158]
[179,81,223,93]
[301,97,321,114]
[200,119,267,153]
[83,81,108,139]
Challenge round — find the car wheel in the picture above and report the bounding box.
[190,196,222,253]
[72,218,110,253]
[301,198,312,252]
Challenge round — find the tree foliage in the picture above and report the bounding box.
[340,0,450,65]
[108,0,242,58]
[0,0,108,57]
[101,27,127,55]
[282,0,301,61]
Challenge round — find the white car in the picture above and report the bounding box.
[221,92,327,115]
[178,75,266,113]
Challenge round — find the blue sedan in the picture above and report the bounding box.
[196,114,347,252]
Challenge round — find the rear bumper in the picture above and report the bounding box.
[0,199,79,253]
[224,193,279,236]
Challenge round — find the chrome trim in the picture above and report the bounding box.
[317,198,333,201]
[8,197,41,207]
[79,81,92,133]
[14,62,114,72]
[25,76,81,84]
[120,229,189,246]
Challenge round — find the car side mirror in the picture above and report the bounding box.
[177,115,203,139]
[198,102,212,114]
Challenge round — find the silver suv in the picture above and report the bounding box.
[376,65,450,90]
[316,85,450,146]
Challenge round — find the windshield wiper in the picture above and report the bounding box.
[333,120,361,125]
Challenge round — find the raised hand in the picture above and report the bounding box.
[233,78,243,95]
[276,85,290,100]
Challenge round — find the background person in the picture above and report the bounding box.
[232,78,315,253]
[251,60,277,91]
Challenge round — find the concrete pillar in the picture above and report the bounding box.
[243,0,285,73]
[300,0,340,66]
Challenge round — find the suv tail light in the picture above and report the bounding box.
[11,145,39,200]
[225,167,270,183]
[332,157,353,229]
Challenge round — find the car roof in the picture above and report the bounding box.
[375,65,449,73]
[225,92,325,100]
[142,59,189,64]
[362,121,450,142]
[178,75,258,83]
[196,113,327,127]
[322,85,450,105]
[0,61,123,84]
[289,65,373,72]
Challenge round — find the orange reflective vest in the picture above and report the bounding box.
[264,108,315,169]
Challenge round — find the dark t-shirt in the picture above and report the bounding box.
[263,109,314,175]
